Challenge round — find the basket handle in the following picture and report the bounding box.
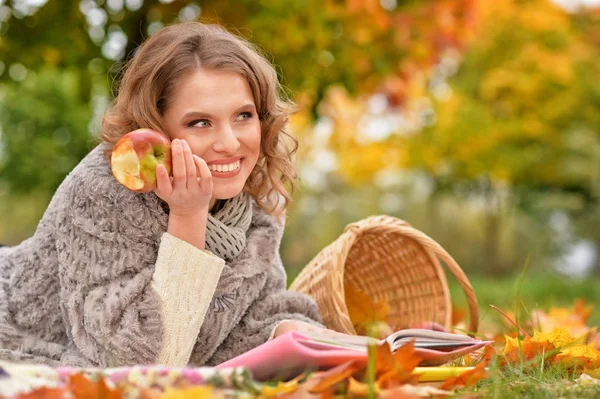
[345,216,480,334]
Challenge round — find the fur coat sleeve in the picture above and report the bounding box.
[54,147,165,367]
[0,146,165,367]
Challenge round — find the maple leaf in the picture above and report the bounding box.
[158,386,218,399]
[440,348,494,390]
[380,384,451,398]
[502,334,555,366]
[283,375,334,399]
[12,387,68,399]
[345,282,390,329]
[307,360,365,394]
[375,341,423,388]
[347,377,380,397]
[531,328,578,348]
[67,373,122,399]
[452,308,467,326]
[531,300,595,340]
[259,374,303,398]
[555,344,600,371]
[502,328,587,368]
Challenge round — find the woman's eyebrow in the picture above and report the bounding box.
[181,104,256,121]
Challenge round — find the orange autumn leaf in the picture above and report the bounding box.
[378,386,422,399]
[440,348,495,390]
[554,344,600,371]
[502,334,555,366]
[345,283,390,327]
[452,307,467,326]
[13,387,68,399]
[376,341,423,388]
[502,328,582,367]
[259,374,304,398]
[347,377,380,397]
[531,300,596,340]
[287,374,335,399]
[68,373,122,399]
[308,360,365,394]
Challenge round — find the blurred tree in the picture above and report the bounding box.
[0,0,479,243]
[400,0,600,274]
[0,68,94,193]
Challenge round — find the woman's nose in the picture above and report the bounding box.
[213,126,241,154]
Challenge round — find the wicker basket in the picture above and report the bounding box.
[289,215,480,335]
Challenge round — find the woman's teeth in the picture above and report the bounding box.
[208,160,241,173]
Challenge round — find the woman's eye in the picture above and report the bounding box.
[189,119,211,128]
[237,112,253,121]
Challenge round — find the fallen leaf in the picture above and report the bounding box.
[259,374,303,398]
[531,328,578,348]
[12,387,68,399]
[158,386,218,399]
[440,348,494,390]
[555,343,600,371]
[452,307,467,327]
[502,334,555,366]
[531,300,595,340]
[376,341,423,388]
[347,377,380,397]
[307,360,364,394]
[380,384,451,398]
[282,375,334,399]
[590,332,600,350]
[68,373,122,399]
[379,387,419,399]
[345,282,390,328]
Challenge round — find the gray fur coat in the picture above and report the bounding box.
[0,145,322,367]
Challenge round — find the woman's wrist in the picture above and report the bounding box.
[167,211,208,250]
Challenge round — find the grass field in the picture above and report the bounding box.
[449,272,600,398]
[449,272,600,328]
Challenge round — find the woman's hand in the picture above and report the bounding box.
[155,138,213,217]
[155,138,213,250]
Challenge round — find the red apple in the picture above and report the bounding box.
[110,128,172,192]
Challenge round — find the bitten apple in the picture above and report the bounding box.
[110,128,172,192]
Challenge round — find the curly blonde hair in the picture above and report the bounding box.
[101,22,298,216]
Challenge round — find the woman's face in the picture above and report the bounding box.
[162,68,261,206]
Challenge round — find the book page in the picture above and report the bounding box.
[297,330,383,351]
[385,329,477,352]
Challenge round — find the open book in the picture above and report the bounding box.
[298,328,482,353]
[216,329,492,381]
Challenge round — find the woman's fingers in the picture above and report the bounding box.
[181,140,197,188]
[154,164,172,197]
[171,139,186,187]
[194,154,213,194]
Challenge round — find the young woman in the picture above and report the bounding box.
[0,22,332,368]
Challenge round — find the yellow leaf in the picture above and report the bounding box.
[159,386,216,399]
[347,377,380,397]
[503,335,521,354]
[345,282,389,327]
[531,300,595,341]
[532,328,577,349]
[259,377,301,398]
[556,344,600,371]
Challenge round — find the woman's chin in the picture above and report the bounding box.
[212,186,245,202]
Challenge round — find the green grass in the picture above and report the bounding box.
[448,272,600,398]
[449,272,600,328]
[471,364,600,398]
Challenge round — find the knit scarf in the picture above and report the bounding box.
[206,193,253,261]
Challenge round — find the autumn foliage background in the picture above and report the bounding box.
[2,0,600,295]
